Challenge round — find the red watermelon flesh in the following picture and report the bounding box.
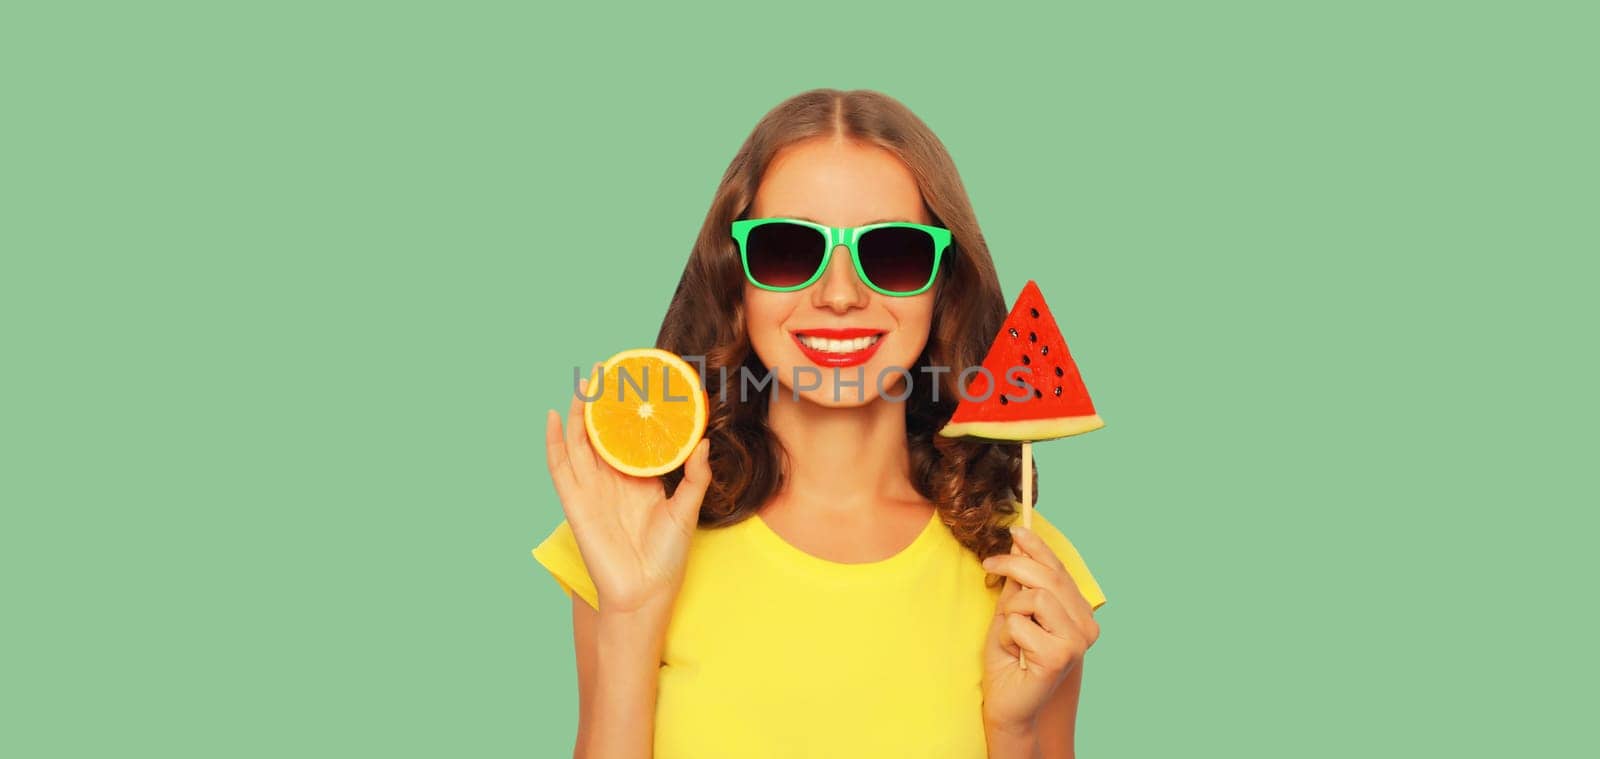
[938,280,1104,442]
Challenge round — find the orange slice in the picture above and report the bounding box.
[583,348,708,477]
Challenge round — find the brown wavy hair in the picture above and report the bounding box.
[656,88,1031,578]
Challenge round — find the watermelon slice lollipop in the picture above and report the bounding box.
[940,279,1103,670]
[939,279,1103,442]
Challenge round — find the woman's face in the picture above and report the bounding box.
[743,137,937,408]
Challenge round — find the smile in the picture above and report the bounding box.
[790,328,887,368]
[796,334,881,352]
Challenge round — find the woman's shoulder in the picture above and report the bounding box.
[530,516,756,612]
[1002,506,1108,611]
[531,518,597,610]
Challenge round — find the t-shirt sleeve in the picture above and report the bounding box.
[1013,509,1107,612]
[531,518,599,611]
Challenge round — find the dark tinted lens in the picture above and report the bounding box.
[858,226,937,293]
[745,222,826,288]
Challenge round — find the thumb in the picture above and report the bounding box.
[666,438,712,529]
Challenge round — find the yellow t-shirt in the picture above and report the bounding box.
[531,504,1106,759]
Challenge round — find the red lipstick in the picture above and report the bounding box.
[791,328,887,368]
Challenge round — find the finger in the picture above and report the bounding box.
[995,537,1024,590]
[666,438,712,532]
[994,553,1096,635]
[996,586,1074,637]
[998,572,1021,601]
[1009,525,1067,573]
[1009,525,1097,622]
[986,551,1094,632]
[565,364,601,480]
[544,409,580,507]
[1006,614,1072,671]
[981,553,1060,593]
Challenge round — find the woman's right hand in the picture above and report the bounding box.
[543,364,713,620]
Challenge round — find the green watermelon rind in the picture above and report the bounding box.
[937,413,1104,442]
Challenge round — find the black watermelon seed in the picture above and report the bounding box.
[1029,307,1039,318]
[1053,386,1062,396]
[1034,387,1043,399]
[999,395,1009,405]
[1008,327,1019,338]
[1054,366,1064,377]
[1021,355,1031,365]
[1028,331,1037,342]
[1040,345,1049,356]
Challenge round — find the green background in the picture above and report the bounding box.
[5,1,1592,756]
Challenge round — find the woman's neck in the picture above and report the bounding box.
[764,389,923,516]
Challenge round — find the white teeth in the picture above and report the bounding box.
[798,334,881,353]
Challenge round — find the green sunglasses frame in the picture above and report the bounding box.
[730,217,952,297]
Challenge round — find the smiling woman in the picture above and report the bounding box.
[532,88,1108,759]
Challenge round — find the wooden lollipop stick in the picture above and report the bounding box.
[1018,440,1033,671]
[1022,440,1033,531]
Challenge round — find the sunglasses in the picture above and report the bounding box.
[731,217,951,297]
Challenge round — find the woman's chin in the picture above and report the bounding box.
[796,385,882,408]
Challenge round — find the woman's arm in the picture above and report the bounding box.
[571,595,669,759]
[544,379,714,758]
[984,717,1041,759]
[980,524,1101,759]
[1035,660,1084,758]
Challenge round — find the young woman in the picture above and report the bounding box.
[536,88,1107,758]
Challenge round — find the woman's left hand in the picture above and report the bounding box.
[978,524,1101,732]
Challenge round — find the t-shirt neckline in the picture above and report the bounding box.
[747,507,943,577]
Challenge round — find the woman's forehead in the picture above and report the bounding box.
[753,139,929,226]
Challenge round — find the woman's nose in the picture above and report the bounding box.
[811,244,869,312]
